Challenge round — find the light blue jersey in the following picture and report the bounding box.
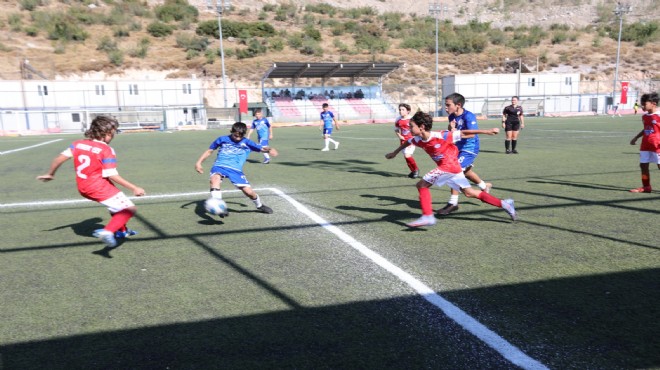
[209,135,262,172]
[251,117,270,140]
[448,109,480,154]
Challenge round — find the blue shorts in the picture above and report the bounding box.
[210,166,250,188]
[259,138,269,147]
[457,151,477,171]
[323,127,333,136]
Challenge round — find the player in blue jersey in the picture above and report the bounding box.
[437,93,493,216]
[320,103,340,151]
[247,108,273,164]
[195,122,278,215]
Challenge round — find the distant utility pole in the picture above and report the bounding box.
[207,0,232,108]
[612,3,631,106]
[429,2,447,117]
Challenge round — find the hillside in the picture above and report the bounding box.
[0,0,658,93]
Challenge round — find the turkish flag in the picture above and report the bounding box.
[239,90,248,113]
[620,82,629,104]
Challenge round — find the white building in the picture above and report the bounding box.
[0,78,206,134]
[440,72,604,116]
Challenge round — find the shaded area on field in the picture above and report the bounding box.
[2,268,658,369]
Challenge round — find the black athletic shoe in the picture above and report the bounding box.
[408,170,419,179]
[436,203,459,216]
[257,205,273,214]
[512,150,519,154]
[506,150,512,154]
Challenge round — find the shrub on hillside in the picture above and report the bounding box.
[147,21,175,37]
[154,0,198,23]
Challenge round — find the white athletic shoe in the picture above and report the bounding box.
[93,229,117,248]
[321,148,329,151]
[406,215,437,228]
[501,199,517,221]
[334,142,340,150]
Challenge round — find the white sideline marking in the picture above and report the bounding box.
[1,188,547,369]
[266,188,548,370]
[0,139,62,155]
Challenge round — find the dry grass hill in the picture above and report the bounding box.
[0,0,658,93]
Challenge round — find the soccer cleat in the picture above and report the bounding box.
[257,205,273,214]
[436,203,459,216]
[506,150,512,154]
[501,198,518,221]
[484,182,493,194]
[512,150,519,154]
[408,170,419,179]
[115,229,138,239]
[334,142,340,150]
[93,229,117,248]
[263,158,270,164]
[321,148,329,152]
[629,186,652,193]
[406,215,436,228]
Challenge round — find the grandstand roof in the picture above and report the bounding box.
[262,62,401,80]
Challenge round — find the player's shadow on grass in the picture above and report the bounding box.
[527,179,629,192]
[181,200,225,225]
[276,159,401,177]
[45,217,104,237]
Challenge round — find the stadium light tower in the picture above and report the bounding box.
[208,0,231,108]
[429,2,447,117]
[612,3,632,106]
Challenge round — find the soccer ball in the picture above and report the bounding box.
[204,197,228,216]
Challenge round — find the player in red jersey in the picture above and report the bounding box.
[386,111,517,227]
[37,116,145,248]
[394,103,420,178]
[629,92,660,193]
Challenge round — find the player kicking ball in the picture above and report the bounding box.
[195,121,278,216]
[386,111,517,227]
[37,116,145,248]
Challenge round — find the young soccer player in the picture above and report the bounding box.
[37,116,145,248]
[629,92,660,193]
[394,103,420,178]
[320,103,340,151]
[437,93,493,216]
[195,122,278,214]
[385,111,517,227]
[246,108,273,164]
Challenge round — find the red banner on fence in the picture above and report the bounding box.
[620,82,629,104]
[238,90,248,113]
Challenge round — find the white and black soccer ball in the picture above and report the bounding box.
[204,197,228,216]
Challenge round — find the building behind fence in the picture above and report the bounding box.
[1,74,658,135]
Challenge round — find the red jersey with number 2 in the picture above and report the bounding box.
[409,130,462,173]
[63,139,120,201]
[395,116,414,141]
[640,112,660,153]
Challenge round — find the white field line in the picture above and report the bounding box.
[1,188,547,369]
[0,139,63,155]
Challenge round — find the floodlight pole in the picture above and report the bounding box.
[215,0,231,108]
[429,3,445,117]
[612,3,631,106]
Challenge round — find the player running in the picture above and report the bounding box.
[394,103,420,178]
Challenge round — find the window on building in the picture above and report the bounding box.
[528,78,536,87]
[95,85,105,95]
[182,84,192,94]
[129,84,139,95]
[565,77,572,86]
[72,113,81,122]
[38,85,48,96]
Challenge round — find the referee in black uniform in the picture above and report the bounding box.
[502,96,525,154]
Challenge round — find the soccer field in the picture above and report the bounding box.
[1,116,659,369]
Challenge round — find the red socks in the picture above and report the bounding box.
[478,191,503,208]
[104,209,135,233]
[405,157,418,172]
[419,187,433,215]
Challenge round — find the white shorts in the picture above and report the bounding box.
[639,151,660,164]
[422,168,471,191]
[99,191,135,213]
[403,145,416,156]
